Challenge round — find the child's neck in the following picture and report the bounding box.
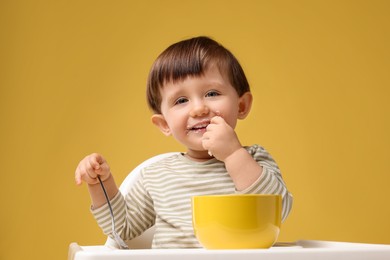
[184,150,214,162]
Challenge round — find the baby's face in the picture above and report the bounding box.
[155,65,245,153]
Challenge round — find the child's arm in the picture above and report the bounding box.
[202,116,262,191]
[203,116,293,221]
[224,148,263,191]
[75,153,119,208]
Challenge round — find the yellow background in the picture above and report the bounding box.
[1,0,389,259]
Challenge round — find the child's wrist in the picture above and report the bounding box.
[223,147,246,164]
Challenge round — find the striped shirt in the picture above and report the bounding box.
[92,145,293,248]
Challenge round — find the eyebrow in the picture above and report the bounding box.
[161,84,184,106]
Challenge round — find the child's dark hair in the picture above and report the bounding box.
[146,36,250,114]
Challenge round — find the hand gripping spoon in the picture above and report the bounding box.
[97,176,129,249]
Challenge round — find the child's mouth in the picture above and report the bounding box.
[190,126,207,133]
[187,121,210,134]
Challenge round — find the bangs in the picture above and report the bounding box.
[151,38,226,87]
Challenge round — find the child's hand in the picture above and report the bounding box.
[202,116,242,161]
[75,153,111,185]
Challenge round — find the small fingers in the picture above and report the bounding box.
[75,155,100,185]
[75,163,84,185]
[75,169,82,185]
[89,153,104,170]
[210,115,224,124]
[202,134,212,152]
[202,138,214,157]
[76,165,96,185]
[75,153,106,185]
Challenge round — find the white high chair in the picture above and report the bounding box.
[105,152,180,249]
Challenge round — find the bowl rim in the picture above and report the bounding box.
[192,194,282,199]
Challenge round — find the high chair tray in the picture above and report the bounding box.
[68,240,390,260]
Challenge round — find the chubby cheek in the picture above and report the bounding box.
[165,114,186,135]
[217,109,239,129]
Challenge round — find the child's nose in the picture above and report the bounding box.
[189,101,210,117]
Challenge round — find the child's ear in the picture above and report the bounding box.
[237,92,253,119]
[151,114,172,136]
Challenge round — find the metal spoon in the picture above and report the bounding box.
[97,176,129,249]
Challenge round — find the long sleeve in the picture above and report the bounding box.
[237,145,293,222]
[90,173,155,242]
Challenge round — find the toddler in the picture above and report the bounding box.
[75,36,293,248]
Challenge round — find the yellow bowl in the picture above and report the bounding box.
[192,194,282,249]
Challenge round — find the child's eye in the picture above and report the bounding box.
[205,90,220,98]
[174,97,188,105]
